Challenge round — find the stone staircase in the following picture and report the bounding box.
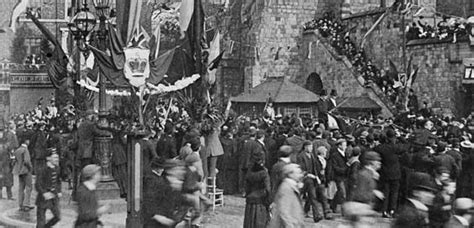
[307,30,398,115]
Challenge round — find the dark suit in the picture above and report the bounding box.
[35,165,61,228]
[328,148,348,209]
[434,153,458,178]
[393,199,430,228]
[297,151,321,220]
[264,137,278,171]
[33,130,48,175]
[142,173,186,228]
[155,134,177,159]
[446,149,462,178]
[316,99,329,124]
[284,135,305,162]
[375,141,403,213]
[246,140,267,168]
[349,167,376,204]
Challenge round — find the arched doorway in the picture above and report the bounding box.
[305,72,324,95]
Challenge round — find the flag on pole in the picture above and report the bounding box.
[26,11,72,93]
[327,113,340,130]
[207,31,221,85]
[116,0,142,43]
[9,0,29,33]
[360,10,388,49]
[180,0,195,38]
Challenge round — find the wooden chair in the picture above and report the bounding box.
[206,176,224,212]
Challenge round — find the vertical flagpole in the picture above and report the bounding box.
[195,0,207,103]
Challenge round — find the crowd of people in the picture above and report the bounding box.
[1,89,474,227]
[303,13,401,103]
[406,16,468,42]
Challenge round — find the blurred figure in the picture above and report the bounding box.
[74,165,110,228]
[36,150,61,228]
[393,172,436,228]
[143,159,188,228]
[0,130,13,200]
[269,163,305,228]
[270,145,292,201]
[344,151,382,227]
[445,198,473,228]
[13,138,33,211]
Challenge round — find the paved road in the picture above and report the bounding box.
[0,176,393,227]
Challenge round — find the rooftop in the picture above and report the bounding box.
[231,77,320,103]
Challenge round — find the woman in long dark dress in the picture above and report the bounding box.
[243,156,271,228]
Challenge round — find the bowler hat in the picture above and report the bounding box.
[385,129,396,139]
[302,140,312,148]
[279,145,293,157]
[336,138,346,145]
[345,134,355,142]
[410,172,437,192]
[363,151,381,162]
[330,89,337,96]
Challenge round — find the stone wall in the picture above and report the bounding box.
[341,10,473,116]
[299,31,393,117]
[437,0,473,18]
[10,87,55,115]
[243,0,319,89]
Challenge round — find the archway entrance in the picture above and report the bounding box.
[305,72,324,95]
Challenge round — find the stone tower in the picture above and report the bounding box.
[241,0,321,91]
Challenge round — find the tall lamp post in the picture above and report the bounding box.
[69,0,119,199]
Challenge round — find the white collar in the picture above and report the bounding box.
[454,215,470,226]
[280,157,290,163]
[257,138,265,145]
[408,198,429,212]
[338,148,345,157]
[83,181,97,191]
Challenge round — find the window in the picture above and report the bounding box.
[284,107,297,116]
[299,107,311,116]
[25,38,42,56]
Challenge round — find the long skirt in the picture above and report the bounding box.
[243,203,269,228]
[112,163,127,196]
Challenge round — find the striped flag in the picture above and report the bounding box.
[116,0,142,43]
[207,31,221,85]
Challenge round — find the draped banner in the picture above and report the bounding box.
[26,11,72,93]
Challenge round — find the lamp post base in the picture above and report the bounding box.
[96,181,121,200]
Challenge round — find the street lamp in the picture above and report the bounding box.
[68,1,119,199]
[93,0,110,18]
[72,9,96,37]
